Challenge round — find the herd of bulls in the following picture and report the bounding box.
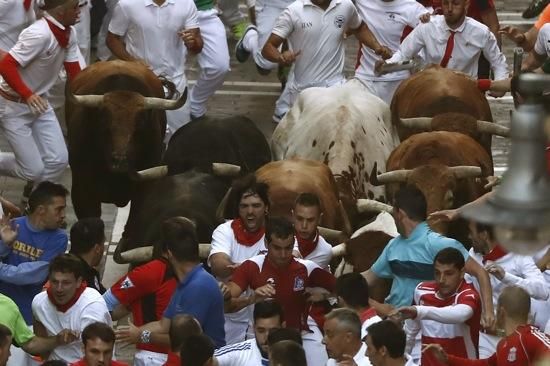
[64,60,510,274]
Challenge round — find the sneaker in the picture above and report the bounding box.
[522,0,550,18]
[235,25,257,63]
[272,113,285,124]
[230,20,248,41]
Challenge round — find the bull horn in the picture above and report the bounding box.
[212,163,241,177]
[69,94,105,107]
[376,169,412,184]
[398,117,433,130]
[483,176,502,190]
[357,199,393,213]
[448,166,483,179]
[136,165,168,180]
[142,87,188,110]
[331,243,346,257]
[476,120,510,137]
[199,243,211,259]
[119,246,154,263]
[216,187,232,223]
[318,226,348,243]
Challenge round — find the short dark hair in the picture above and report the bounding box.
[81,322,115,346]
[227,174,270,218]
[270,341,307,366]
[28,181,68,213]
[434,247,465,269]
[40,361,68,366]
[170,314,202,352]
[475,222,495,241]
[0,324,12,347]
[48,254,83,279]
[367,320,406,358]
[267,328,303,346]
[160,217,199,262]
[336,273,369,308]
[180,334,214,366]
[253,301,284,322]
[393,185,427,221]
[265,217,294,243]
[70,218,105,256]
[294,192,321,210]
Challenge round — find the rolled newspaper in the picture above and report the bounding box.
[376,60,416,76]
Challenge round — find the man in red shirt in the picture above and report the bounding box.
[424,285,550,365]
[228,217,336,366]
[70,322,127,366]
[394,247,482,366]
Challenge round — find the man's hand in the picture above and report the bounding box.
[374,59,386,76]
[0,213,18,247]
[419,12,431,23]
[338,354,358,366]
[254,284,276,300]
[485,263,505,280]
[115,321,140,344]
[26,94,48,115]
[277,50,301,66]
[422,344,449,364]
[499,26,526,46]
[374,46,392,60]
[428,209,459,223]
[481,310,496,332]
[0,197,21,218]
[369,298,395,317]
[179,29,201,52]
[55,329,79,345]
[391,306,418,320]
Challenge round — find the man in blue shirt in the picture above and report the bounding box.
[0,181,68,325]
[116,216,226,349]
[362,186,494,329]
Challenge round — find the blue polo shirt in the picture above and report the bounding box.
[164,264,225,348]
[371,222,469,307]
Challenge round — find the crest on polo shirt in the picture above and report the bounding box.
[293,276,305,291]
[507,347,517,362]
[334,15,345,29]
[120,276,135,290]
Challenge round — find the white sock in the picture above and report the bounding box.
[242,29,258,53]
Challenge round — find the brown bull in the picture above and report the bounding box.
[391,66,495,152]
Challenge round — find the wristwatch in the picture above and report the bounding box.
[139,330,152,344]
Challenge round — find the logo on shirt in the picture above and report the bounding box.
[387,12,397,21]
[302,21,313,29]
[120,276,135,290]
[293,276,305,291]
[334,15,345,29]
[507,347,517,362]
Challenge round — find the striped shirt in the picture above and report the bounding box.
[214,339,268,366]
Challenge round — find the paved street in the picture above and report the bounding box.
[0,0,540,362]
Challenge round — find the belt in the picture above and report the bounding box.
[0,89,25,103]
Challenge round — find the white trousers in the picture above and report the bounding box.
[0,97,68,182]
[189,9,230,118]
[133,350,168,366]
[358,78,403,106]
[303,316,328,366]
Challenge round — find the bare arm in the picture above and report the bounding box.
[22,330,78,356]
[179,27,203,54]
[261,34,299,66]
[500,26,539,51]
[351,22,392,59]
[115,318,171,347]
[464,257,494,330]
[227,281,245,298]
[522,49,547,72]
[209,253,236,279]
[106,32,137,61]
[362,269,391,304]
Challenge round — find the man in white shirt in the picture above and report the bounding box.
[214,301,284,366]
[379,0,508,90]
[292,193,332,270]
[365,320,418,366]
[262,0,392,110]
[522,23,550,71]
[0,0,35,56]
[106,0,203,143]
[208,175,270,345]
[466,221,549,358]
[324,308,371,366]
[32,254,112,364]
[354,0,430,104]
[0,0,81,184]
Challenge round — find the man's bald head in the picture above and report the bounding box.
[498,286,531,322]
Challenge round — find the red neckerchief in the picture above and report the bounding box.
[23,0,31,10]
[482,244,508,264]
[47,281,87,313]
[360,307,378,323]
[296,231,319,258]
[45,18,71,48]
[231,218,265,247]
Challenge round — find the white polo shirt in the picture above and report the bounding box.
[32,288,112,363]
[327,343,371,366]
[387,15,508,80]
[535,23,550,57]
[214,339,268,366]
[355,0,428,82]
[208,220,267,325]
[0,15,80,97]
[0,0,35,52]
[109,0,199,90]
[271,0,362,90]
[295,235,332,271]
